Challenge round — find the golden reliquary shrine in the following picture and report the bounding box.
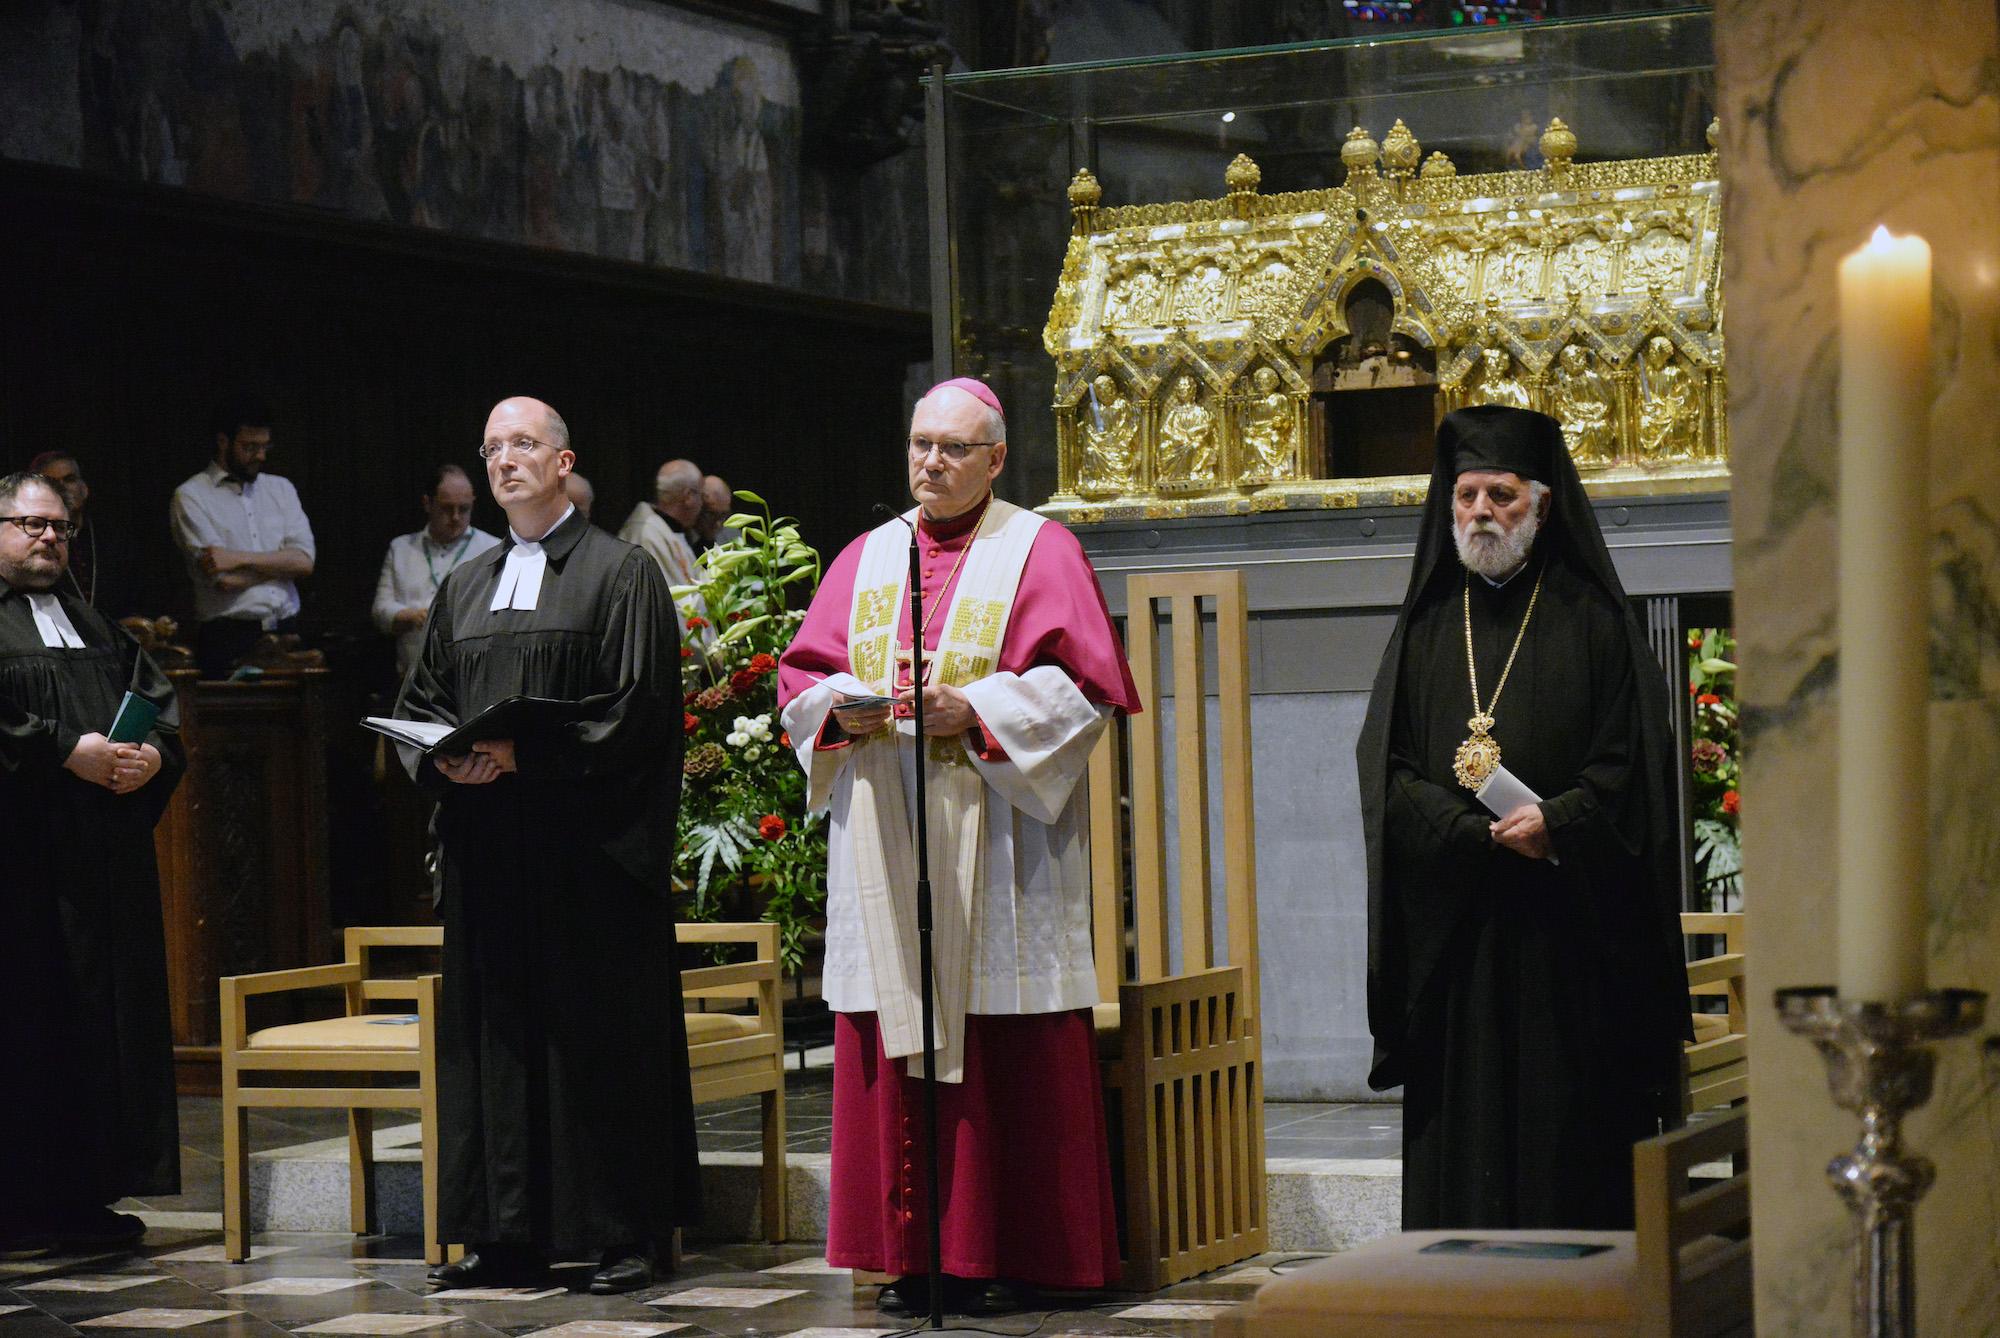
[1041,117,1726,522]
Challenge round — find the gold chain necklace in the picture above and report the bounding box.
[1452,566,1544,790]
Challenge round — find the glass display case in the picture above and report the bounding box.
[924,9,1718,515]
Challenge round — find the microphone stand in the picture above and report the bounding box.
[880,504,945,1331]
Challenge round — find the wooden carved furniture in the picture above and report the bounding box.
[680,921,789,1243]
[157,667,335,1093]
[1681,912,1747,1115]
[220,926,444,1264]
[1216,1105,1752,1338]
[1089,569,1265,1290]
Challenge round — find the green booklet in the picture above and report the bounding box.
[107,691,161,744]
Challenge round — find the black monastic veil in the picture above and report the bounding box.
[1355,406,1690,1230]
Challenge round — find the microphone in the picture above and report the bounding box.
[872,501,915,543]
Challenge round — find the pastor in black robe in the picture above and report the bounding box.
[396,508,700,1255]
[0,580,184,1227]
[1356,407,1688,1231]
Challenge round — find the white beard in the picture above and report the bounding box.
[1454,507,1540,580]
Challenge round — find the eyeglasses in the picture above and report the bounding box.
[908,437,997,463]
[1,515,78,541]
[477,436,557,460]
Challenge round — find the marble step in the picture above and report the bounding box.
[247,1124,1400,1252]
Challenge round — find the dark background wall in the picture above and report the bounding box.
[1,163,926,645]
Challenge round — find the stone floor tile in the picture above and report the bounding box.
[152,1249,301,1266]
[18,1276,166,1294]
[291,1316,455,1335]
[75,1309,243,1328]
[425,1293,565,1305]
[215,1281,371,1298]
[1111,1300,1238,1320]
[0,1307,32,1317]
[516,1324,687,1338]
[643,1287,804,1309]
[756,1259,849,1276]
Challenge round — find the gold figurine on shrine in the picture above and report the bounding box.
[1043,117,1727,521]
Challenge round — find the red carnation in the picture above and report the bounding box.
[1688,681,1700,695]
[730,668,761,695]
[1697,692,1721,706]
[680,647,694,659]
[683,712,699,734]
[684,690,699,706]
[748,652,778,674]
[779,730,791,749]
[758,813,787,841]
[1721,790,1740,817]
[685,615,708,630]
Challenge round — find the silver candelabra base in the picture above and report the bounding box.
[1774,986,1987,1338]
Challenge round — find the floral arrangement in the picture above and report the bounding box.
[672,492,826,969]
[1687,627,1741,909]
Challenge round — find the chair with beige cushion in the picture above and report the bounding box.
[220,926,445,1263]
[221,919,788,1265]
[678,920,788,1243]
[1680,912,1746,1114]
[1214,1106,1751,1338]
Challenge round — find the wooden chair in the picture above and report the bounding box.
[1087,569,1266,1290]
[1215,1106,1752,1338]
[221,920,789,1265]
[220,926,444,1263]
[679,921,788,1243]
[1681,912,1746,1114]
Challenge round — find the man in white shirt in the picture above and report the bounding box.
[169,398,317,677]
[372,464,502,679]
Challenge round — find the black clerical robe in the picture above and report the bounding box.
[1383,558,1680,1230]
[396,511,699,1253]
[0,581,183,1222]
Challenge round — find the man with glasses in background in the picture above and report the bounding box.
[371,464,502,680]
[777,380,1139,1316]
[0,471,184,1255]
[169,396,317,677]
[694,473,737,554]
[395,397,699,1294]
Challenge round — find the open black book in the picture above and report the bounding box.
[362,695,587,757]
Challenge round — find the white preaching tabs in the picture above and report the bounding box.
[26,592,85,649]
[1475,763,1560,866]
[488,504,575,613]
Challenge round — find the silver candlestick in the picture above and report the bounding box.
[1774,986,1987,1338]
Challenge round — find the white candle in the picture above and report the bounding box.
[1836,226,1931,1000]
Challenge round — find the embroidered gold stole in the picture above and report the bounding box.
[843,499,1043,1081]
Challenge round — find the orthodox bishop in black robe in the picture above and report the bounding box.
[1356,406,1688,1230]
[0,486,183,1245]
[397,415,698,1278]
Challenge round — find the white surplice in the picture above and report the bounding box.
[782,511,1110,1078]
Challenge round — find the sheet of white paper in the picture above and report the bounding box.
[363,716,453,749]
[1475,764,1560,864]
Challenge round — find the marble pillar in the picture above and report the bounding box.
[1715,3,2000,1334]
